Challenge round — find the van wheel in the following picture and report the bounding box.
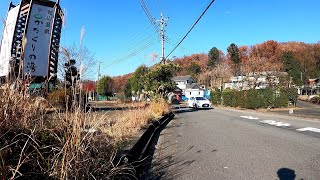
[193,104,198,109]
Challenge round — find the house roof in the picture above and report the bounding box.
[247,71,288,77]
[186,83,202,90]
[171,75,193,82]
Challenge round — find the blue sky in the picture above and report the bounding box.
[1,0,319,79]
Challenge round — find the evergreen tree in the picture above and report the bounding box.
[282,52,304,86]
[227,43,241,75]
[208,47,220,68]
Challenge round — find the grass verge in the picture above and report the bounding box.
[0,87,170,179]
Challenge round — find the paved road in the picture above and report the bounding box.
[152,107,320,180]
[267,100,320,119]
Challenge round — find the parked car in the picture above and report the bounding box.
[188,96,212,109]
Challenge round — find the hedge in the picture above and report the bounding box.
[212,88,297,109]
[210,90,222,105]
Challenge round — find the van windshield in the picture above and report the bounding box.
[195,97,206,100]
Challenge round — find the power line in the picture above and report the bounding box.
[167,30,200,54]
[140,0,160,35]
[105,36,157,67]
[104,35,158,68]
[103,25,157,62]
[105,40,157,68]
[165,0,215,59]
[153,0,161,14]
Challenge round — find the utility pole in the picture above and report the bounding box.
[156,13,169,64]
[97,61,102,101]
[97,61,102,82]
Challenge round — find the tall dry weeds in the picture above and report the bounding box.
[0,86,170,179]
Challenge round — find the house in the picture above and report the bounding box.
[301,78,320,95]
[171,75,205,99]
[167,88,183,104]
[224,71,287,90]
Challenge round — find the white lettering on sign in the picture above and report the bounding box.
[260,120,291,127]
[296,127,320,133]
[240,116,259,120]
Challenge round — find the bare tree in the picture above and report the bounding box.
[199,60,232,89]
[58,44,96,80]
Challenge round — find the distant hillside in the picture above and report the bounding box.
[112,40,320,93]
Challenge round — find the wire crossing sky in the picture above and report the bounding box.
[0,0,319,78]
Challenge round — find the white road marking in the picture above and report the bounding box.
[260,120,291,127]
[296,127,320,133]
[240,116,320,134]
[240,116,259,120]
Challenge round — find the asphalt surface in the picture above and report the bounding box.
[152,107,320,180]
[267,100,320,119]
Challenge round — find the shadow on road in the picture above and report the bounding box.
[277,168,302,180]
[152,142,198,180]
[150,116,207,180]
[172,106,214,114]
[135,115,175,179]
[173,107,198,114]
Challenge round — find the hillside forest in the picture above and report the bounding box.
[88,40,320,97]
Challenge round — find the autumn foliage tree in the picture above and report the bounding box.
[187,62,201,78]
[82,81,96,93]
[112,73,132,94]
[113,40,320,95]
[313,43,320,77]
[173,53,208,75]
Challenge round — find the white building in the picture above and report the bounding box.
[172,75,205,99]
[224,72,287,90]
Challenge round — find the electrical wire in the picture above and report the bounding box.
[102,0,173,70]
[153,0,161,15]
[104,35,158,68]
[140,0,160,34]
[103,25,157,62]
[169,30,199,53]
[165,0,215,59]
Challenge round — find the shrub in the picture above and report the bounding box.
[310,96,320,105]
[260,88,275,108]
[287,87,298,105]
[234,90,245,108]
[245,89,260,109]
[222,89,234,107]
[220,88,298,109]
[47,89,67,108]
[210,90,222,105]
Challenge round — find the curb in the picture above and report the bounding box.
[117,112,175,179]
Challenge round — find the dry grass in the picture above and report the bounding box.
[0,86,170,179]
[298,95,320,105]
[86,99,170,143]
